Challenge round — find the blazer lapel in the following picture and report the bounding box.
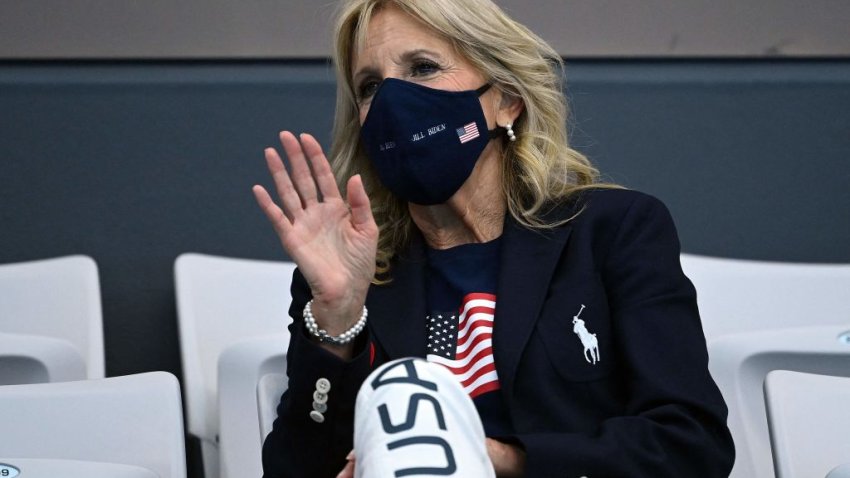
[494,215,572,400]
[366,206,574,387]
[366,233,428,359]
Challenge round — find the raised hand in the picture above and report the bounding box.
[253,131,378,347]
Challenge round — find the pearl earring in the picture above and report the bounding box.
[505,122,516,142]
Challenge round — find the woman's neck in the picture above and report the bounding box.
[409,146,506,250]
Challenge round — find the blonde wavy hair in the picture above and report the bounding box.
[329,0,609,278]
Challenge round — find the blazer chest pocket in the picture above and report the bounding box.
[536,284,614,382]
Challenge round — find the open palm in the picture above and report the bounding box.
[253,131,378,334]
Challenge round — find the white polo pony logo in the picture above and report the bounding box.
[572,304,600,365]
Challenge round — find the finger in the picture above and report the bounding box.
[264,147,303,220]
[346,175,375,230]
[280,131,319,205]
[252,185,294,239]
[336,457,355,478]
[300,133,342,200]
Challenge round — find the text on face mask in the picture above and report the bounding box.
[411,123,447,142]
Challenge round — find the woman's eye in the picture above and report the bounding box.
[357,80,380,102]
[411,60,440,77]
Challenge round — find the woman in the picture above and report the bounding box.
[254,0,735,476]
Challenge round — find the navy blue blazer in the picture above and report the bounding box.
[262,189,735,477]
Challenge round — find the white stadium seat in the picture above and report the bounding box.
[0,372,186,478]
[681,254,850,478]
[217,337,288,478]
[681,254,850,341]
[764,370,850,478]
[0,332,86,384]
[174,253,295,478]
[0,255,104,382]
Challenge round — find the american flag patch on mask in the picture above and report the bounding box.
[456,122,480,144]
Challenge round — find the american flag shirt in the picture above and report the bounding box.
[425,238,513,437]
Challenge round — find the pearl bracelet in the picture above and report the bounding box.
[303,299,368,346]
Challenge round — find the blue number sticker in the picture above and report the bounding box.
[0,464,20,477]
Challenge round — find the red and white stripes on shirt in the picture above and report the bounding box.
[426,292,499,398]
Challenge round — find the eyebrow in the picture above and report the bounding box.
[352,48,445,84]
[400,48,444,62]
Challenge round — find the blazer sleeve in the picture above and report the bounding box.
[517,193,735,477]
[262,268,373,478]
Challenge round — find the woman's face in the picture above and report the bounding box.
[351,5,495,126]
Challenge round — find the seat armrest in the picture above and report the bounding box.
[0,332,87,384]
[217,335,289,478]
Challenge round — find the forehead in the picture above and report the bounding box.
[351,6,454,71]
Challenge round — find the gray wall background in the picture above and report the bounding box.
[2,0,850,59]
[1,2,849,477]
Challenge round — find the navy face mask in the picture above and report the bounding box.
[360,78,500,205]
